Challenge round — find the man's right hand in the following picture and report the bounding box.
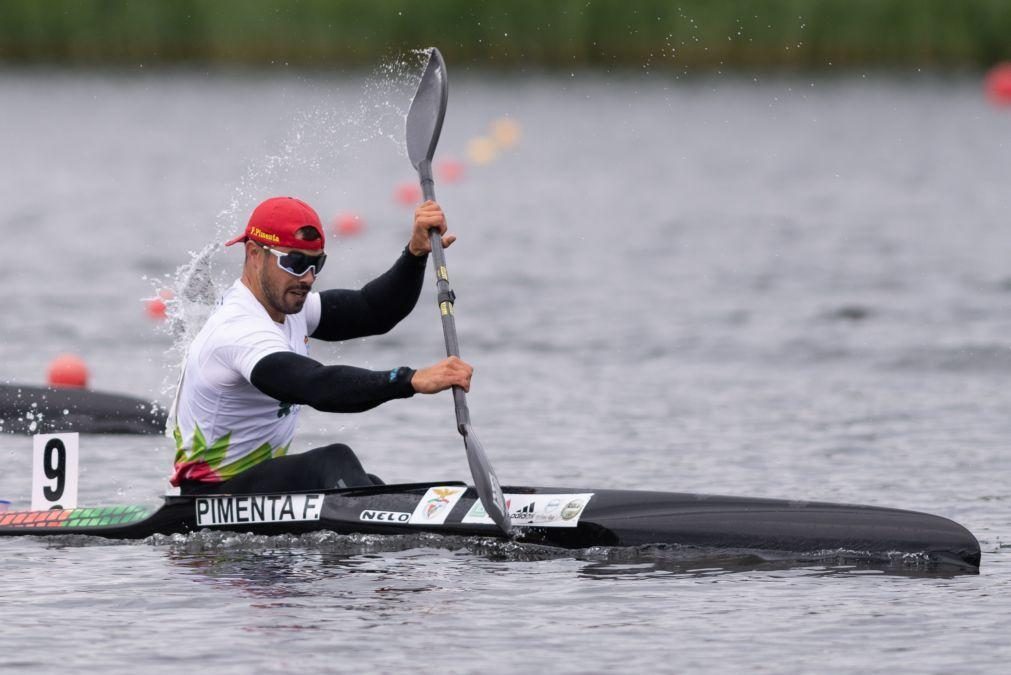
[411,356,473,393]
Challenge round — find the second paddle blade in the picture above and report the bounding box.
[463,425,511,535]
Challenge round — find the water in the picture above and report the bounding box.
[2,68,1010,672]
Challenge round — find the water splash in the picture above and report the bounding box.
[152,52,430,397]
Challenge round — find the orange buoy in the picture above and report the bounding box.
[466,137,498,165]
[985,62,1011,105]
[47,354,89,389]
[436,158,466,183]
[332,212,365,237]
[490,117,521,149]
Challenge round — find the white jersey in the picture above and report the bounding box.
[169,280,322,486]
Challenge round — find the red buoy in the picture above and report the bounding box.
[145,289,173,320]
[332,212,365,237]
[394,182,422,206]
[436,158,465,183]
[47,354,89,389]
[145,298,167,320]
[985,62,1011,105]
[147,298,166,319]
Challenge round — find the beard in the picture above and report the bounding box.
[260,263,312,316]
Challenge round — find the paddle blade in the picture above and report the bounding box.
[406,48,449,169]
[463,425,512,535]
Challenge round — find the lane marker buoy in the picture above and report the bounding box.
[47,354,89,389]
[466,137,498,165]
[985,62,1011,105]
[491,117,521,149]
[394,182,422,206]
[145,289,173,320]
[333,212,365,237]
[436,158,466,183]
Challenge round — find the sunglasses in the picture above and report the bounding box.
[259,244,327,277]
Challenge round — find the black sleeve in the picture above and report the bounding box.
[311,248,428,341]
[250,351,416,413]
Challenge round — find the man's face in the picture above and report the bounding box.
[257,244,324,316]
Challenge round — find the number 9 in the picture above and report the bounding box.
[43,438,66,504]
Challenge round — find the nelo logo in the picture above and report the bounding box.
[360,510,410,523]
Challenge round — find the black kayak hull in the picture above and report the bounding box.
[0,383,167,435]
[0,482,981,569]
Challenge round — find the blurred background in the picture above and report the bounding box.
[3,7,1011,671]
[1,0,1009,498]
[2,0,1010,71]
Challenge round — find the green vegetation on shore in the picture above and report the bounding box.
[1,0,1009,70]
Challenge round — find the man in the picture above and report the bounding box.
[168,196,472,495]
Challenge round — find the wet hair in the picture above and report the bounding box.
[295,226,321,241]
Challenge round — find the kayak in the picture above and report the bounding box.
[0,383,166,435]
[0,482,981,568]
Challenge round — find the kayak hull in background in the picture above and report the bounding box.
[0,383,166,435]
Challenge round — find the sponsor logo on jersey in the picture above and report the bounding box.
[196,493,324,527]
[359,510,411,523]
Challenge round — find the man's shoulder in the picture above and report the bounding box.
[213,281,269,321]
[198,283,278,343]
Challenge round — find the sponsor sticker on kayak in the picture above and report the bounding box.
[359,510,411,524]
[196,494,324,527]
[409,486,466,525]
[462,493,593,528]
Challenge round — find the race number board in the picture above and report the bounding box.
[32,432,79,511]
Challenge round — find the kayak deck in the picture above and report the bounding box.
[0,482,981,569]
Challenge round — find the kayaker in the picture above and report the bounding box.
[168,196,472,495]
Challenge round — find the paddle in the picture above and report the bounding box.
[406,48,512,535]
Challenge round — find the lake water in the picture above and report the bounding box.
[1,65,1010,672]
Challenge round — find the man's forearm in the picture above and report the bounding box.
[251,351,415,413]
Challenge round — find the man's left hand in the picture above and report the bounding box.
[408,200,456,256]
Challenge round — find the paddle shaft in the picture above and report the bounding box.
[417,159,471,432]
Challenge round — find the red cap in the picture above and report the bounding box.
[225,197,325,250]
